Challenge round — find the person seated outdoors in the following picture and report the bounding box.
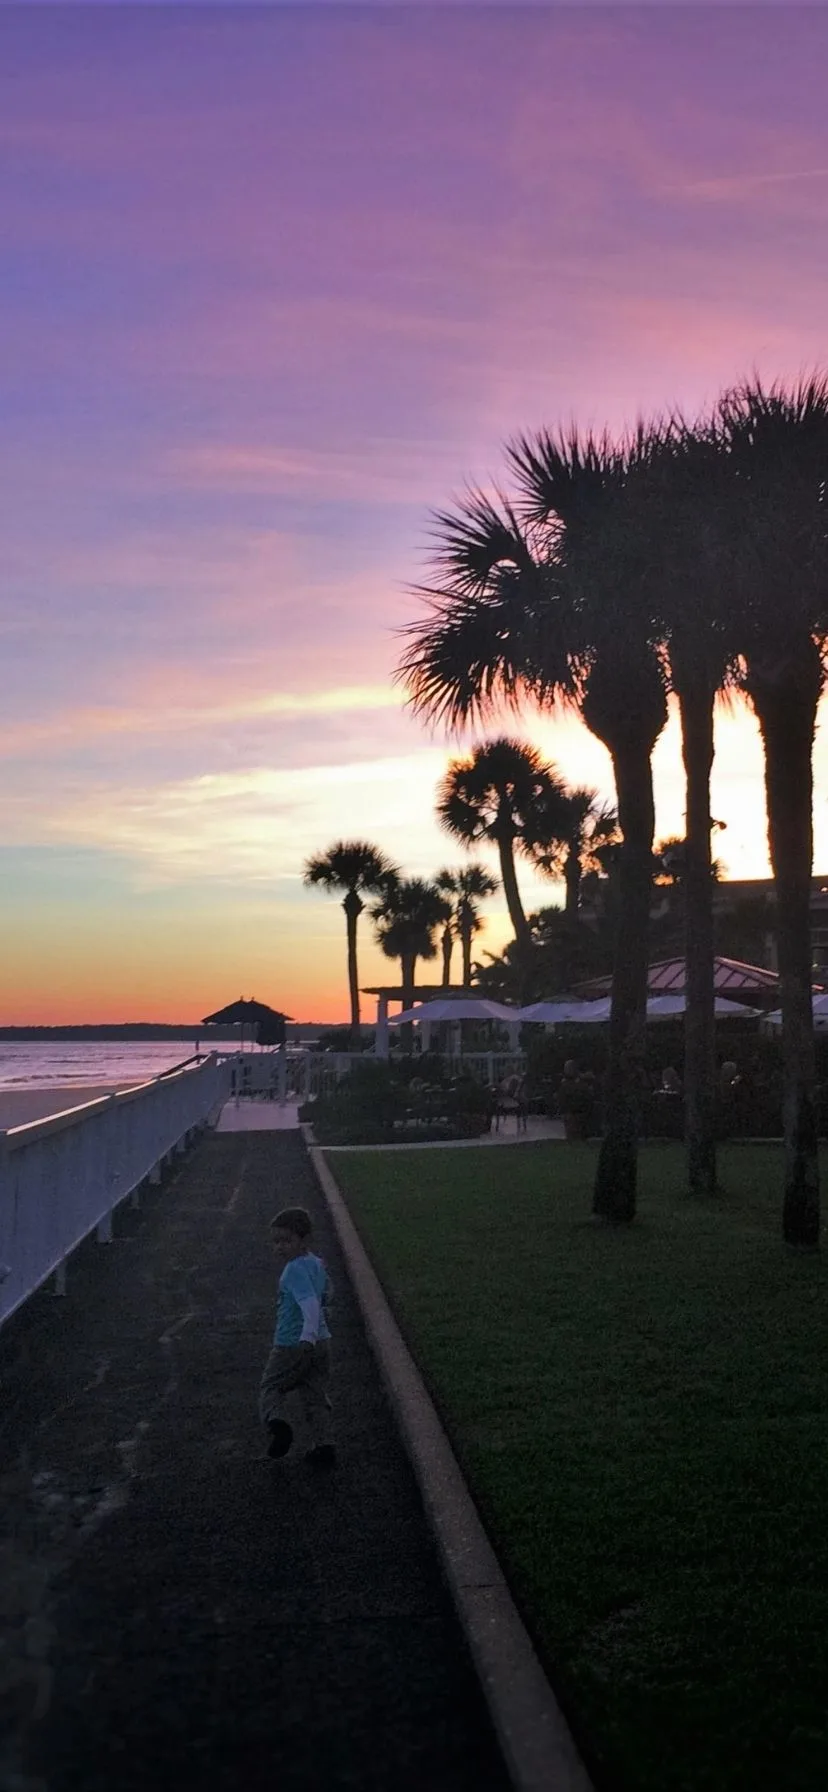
[557,1059,596,1139]
[558,1059,581,1107]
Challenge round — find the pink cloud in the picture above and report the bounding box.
[166,437,478,505]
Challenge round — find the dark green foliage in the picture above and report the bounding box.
[302,1058,493,1144]
[311,1024,376,1052]
[475,909,614,1004]
[525,1027,828,1141]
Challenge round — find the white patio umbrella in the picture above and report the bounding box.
[520,994,759,1026]
[516,999,599,1024]
[763,992,828,1031]
[562,998,613,1023]
[645,993,761,1021]
[390,997,519,1024]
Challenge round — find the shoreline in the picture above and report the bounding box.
[0,1084,131,1130]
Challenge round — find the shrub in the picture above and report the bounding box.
[301,1058,493,1143]
[311,1024,376,1053]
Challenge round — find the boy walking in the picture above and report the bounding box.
[259,1206,335,1467]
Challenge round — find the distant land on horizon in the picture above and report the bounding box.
[0,1022,344,1042]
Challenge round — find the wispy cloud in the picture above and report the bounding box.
[167,438,472,505]
[0,682,402,760]
[5,2,828,1019]
[669,167,828,201]
[41,750,453,883]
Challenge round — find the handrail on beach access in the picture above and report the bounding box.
[0,1052,234,1330]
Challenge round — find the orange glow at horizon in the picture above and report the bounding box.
[4,8,828,1024]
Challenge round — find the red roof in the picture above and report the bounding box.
[574,957,782,1000]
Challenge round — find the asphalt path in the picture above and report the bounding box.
[0,1131,510,1792]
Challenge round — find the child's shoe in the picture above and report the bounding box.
[266,1419,293,1459]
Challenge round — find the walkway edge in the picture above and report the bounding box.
[306,1133,595,1792]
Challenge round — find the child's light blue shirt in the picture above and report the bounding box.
[274,1251,332,1347]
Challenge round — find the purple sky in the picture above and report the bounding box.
[3,3,828,1020]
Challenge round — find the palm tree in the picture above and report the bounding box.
[477,903,613,1003]
[436,738,566,961]
[522,422,737,1204]
[401,427,670,1222]
[715,376,828,1248]
[302,841,399,1049]
[649,834,726,966]
[433,886,456,986]
[654,837,726,886]
[628,423,739,1202]
[715,891,777,969]
[436,863,499,985]
[369,877,447,1018]
[528,785,619,916]
[507,428,670,1221]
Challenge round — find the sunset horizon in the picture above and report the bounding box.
[4,3,828,1024]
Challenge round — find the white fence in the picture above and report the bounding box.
[280,1049,528,1102]
[216,1048,529,1108]
[219,1051,359,1102]
[223,1050,287,1100]
[0,1053,233,1330]
[440,1052,525,1085]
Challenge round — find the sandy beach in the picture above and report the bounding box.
[0,1085,130,1131]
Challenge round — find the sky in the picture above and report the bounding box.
[3,3,828,1024]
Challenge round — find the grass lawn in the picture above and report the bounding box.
[327,1142,828,1792]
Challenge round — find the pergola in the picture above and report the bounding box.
[361,985,491,1058]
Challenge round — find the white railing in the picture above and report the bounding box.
[286,1049,527,1104]
[442,1052,526,1085]
[215,1049,340,1102]
[223,1050,286,1100]
[0,1053,233,1329]
[215,1047,337,1102]
[302,1054,357,1099]
[248,1052,362,1103]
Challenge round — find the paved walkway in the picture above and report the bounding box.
[215,1097,302,1131]
[216,1099,565,1145]
[0,1132,509,1792]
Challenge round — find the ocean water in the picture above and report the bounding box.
[0,1039,214,1090]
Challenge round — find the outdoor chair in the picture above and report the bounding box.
[493,1074,529,1133]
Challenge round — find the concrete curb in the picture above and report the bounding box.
[305,1129,595,1792]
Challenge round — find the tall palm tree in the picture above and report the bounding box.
[369,877,446,1018]
[303,840,399,1049]
[436,738,566,959]
[649,835,726,963]
[520,420,742,1204]
[433,886,456,986]
[654,837,726,886]
[508,428,670,1221]
[627,423,738,1202]
[715,376,828,1248]
[527,785,619,916]
[436,863,499,985]
[401,427,670,1222]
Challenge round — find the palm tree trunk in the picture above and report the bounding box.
[563,850,580,917]
[593,740,655,1223]
[495,829,530,950]
[749,651,821,1248]
[441,925,453,987]
[342,890,363,1052]
[495,818,531,1000]
[400,951,416,1053]
[460,922,473,986]
[678,685,717,1198]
